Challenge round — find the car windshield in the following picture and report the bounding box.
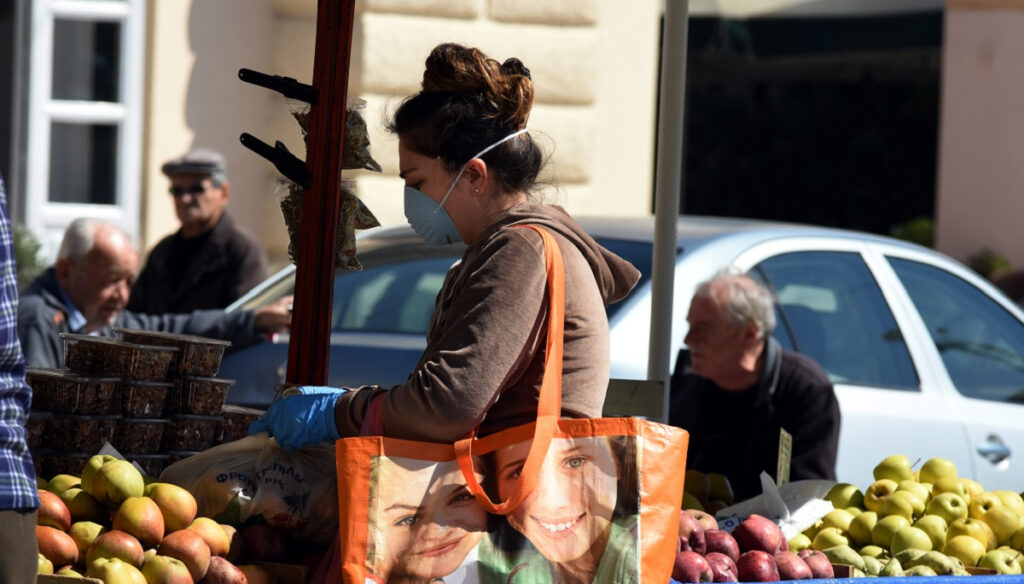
[235,234,654,335]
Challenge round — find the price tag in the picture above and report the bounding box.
[777,427,792,486]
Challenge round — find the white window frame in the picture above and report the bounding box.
[25,0,145,259]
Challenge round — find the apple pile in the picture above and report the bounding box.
[34,453,284,584]
[673,509,834,582]
[793,455,1024,577]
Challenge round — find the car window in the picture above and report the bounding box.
[594,238,654,320]
[753,251,919,390]
[332,256,455,334]
[889,257,1024,404]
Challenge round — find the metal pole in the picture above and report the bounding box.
[648,0,690,422]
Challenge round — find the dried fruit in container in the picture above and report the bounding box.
[162,413,222,451]
[217,404,265,445]
[114,418,169,454]
[52,374,120,415]
[168,376,235,416]
[114,328,231,377]
[25,367,64,411]
[121,379,173,418]
[49,414,120,453]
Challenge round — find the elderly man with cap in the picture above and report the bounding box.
[126,147,268,314]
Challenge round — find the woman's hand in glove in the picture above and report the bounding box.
[248,389,346,450]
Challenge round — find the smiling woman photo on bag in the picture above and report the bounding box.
[478,435,640,584]
[366,456,488,583]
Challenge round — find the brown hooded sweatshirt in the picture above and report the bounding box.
[334,203,641,442]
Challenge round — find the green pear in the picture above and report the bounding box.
[879,556,904,577]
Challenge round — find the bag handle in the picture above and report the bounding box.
[454,224,565,514]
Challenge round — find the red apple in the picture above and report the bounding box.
[86,529,146,569]
[687,508,719,531]
[672,550,713,582]
[37,490,72,532]
[36,525,78,568]
[797,549,834,579]
[774,550,812,580]
[705,529,740,562]
[158,529,211,582]
[736,550,780,582]
[678,509,707,555]
[705,551,738,582]
[732,514,785,554]
[201,556,248,583]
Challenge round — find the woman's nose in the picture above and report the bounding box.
[533,471,571,510]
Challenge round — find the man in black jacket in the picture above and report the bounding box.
[18,218,291,369]
[669,270,840,502]
[127,147,268,313]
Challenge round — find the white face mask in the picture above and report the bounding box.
[403,129,529,245]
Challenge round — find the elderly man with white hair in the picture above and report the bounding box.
[17,218,291,369]
[669,269,841,501]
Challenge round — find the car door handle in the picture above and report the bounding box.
[977,434,1011,464]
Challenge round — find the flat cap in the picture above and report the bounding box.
[161,148,227,177]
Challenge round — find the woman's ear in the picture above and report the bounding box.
[462,158,488,195]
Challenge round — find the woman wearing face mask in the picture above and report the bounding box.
[249,42,640,448]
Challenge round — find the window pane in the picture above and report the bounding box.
[597,239,653,320]
[756,251,919,389]
[332,256,456,335]
[49,122,117,204]
[52,19,121,101]
[890,258,1024,404]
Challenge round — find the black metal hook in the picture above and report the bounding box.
[238,68,316,104]
[240,132,311,187]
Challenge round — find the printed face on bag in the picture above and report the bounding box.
[496,436,619,565]
[369,456,487,582]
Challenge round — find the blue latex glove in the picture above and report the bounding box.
[289,385,349,396]
[248,391,345,450]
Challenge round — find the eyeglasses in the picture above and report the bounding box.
[168,184,208,197]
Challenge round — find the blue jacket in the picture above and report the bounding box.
[18,267,262,369]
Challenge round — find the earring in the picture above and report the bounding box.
[473,187,480,194]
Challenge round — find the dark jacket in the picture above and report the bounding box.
[18,267,261,369]
[669,338,841,501]
[127,212,267,313]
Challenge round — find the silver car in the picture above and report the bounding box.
[221,216,1024,489]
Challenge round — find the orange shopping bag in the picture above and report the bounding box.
[333,226,688,583]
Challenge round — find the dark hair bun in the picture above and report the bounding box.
[421,43,534,130]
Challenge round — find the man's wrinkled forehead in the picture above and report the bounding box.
[82,233,138,275]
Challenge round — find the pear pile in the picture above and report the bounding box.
[791,455,1024,577]
[34,453,279,583]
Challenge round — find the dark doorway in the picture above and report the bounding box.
[681,11,943,236]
